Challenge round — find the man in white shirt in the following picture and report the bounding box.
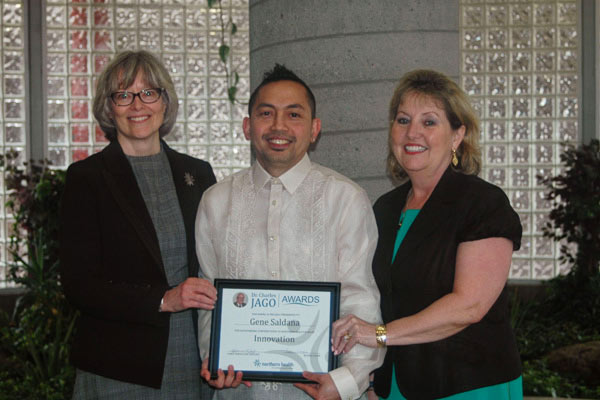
[196,64,385,400]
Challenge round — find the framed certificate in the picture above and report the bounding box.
[209,279,340,382]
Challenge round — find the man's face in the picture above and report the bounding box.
[236,293,245,304]
[243,80,321,177]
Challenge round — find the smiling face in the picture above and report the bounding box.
[236,293,245,305]
[390,91,465,182]
[111,71,166,155]
[243,80,321,177]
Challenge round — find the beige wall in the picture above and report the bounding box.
[249,0,460,201]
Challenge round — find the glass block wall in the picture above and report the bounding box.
[45,0,250,181]
[0,0,249,287]
[460,0,579,279]
[1,0,25,287]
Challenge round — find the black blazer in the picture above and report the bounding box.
[372,168,522,399]
[59,140,216,388]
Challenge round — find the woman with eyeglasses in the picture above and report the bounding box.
[60,50,217,399]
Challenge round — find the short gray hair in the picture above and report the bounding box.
[92,50,178,141]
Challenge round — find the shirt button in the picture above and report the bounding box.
[272,200,277,206]
[271,271,277,277]
[269,235,276,241]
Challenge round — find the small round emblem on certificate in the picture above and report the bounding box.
[233,292,248,308]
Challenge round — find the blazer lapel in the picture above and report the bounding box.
[164,143,193,227]
[379,185,410,268]
[101,141,165,276]
[163,143,197,276]
[392,168,459,268]
[372,183,410,301]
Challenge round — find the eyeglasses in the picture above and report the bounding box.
[109,88,164,106]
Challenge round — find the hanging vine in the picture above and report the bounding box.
[207,0,240,104]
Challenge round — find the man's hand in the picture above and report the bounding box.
[200,357,252,389]
[161,277,217,312]
[294,371,341,400]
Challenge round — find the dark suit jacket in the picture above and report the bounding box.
[372,167,522,399]
[59,140,216,388]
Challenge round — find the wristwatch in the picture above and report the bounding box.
[375,324,387,347]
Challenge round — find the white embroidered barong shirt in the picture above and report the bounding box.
[196,155,385,400]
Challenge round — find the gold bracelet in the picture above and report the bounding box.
[375,324,387,347]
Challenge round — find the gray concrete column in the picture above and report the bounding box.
[249,0,460,201]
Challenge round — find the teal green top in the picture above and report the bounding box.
[383,373,522,400]
[391,209,420,264]
[382,210,523,400]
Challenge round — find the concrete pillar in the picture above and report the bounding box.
[249,0,460,201]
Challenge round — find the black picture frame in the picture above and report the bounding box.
[209,279,340,382]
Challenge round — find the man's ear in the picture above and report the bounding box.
[242,117,251,140]
[311,118,321,143]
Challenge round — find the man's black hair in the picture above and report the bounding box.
[247,64,316,118]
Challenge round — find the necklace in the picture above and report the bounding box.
[397,211,406,230]
[398,189,413,230]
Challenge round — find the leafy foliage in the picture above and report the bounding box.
[514,274,600,361]
[513,279,600,397]
[0,150,77,399]
[522,359,599,399]
[513,140,600,397]
[540,139,600,282]
[208,0,241,104]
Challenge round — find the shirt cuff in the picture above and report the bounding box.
[329,365,360,400]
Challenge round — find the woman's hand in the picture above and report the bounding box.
[161,277,217,312]
[200,358,252,389]
[331,314,378,355]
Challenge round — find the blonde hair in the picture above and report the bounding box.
[386,69,481,182]
[93,50,178,141]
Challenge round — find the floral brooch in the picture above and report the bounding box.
[184,172,195,187]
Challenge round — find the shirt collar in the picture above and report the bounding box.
[252,154,312,194]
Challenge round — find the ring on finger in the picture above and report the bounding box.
[343,332,352,341]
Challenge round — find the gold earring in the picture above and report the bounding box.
[452,149,459,167]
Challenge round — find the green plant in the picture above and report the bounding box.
[522,359,599,398]
[0,150,77,399]
[540,139,600,283]
[513,276,600,397]
[513,140,600,397]
[208,0,241,104]
[508,288,533,335]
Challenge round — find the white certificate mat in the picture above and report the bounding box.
[209,279,340,382]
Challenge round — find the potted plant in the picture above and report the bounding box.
[516,139,600,397]
[0,150,78,399]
